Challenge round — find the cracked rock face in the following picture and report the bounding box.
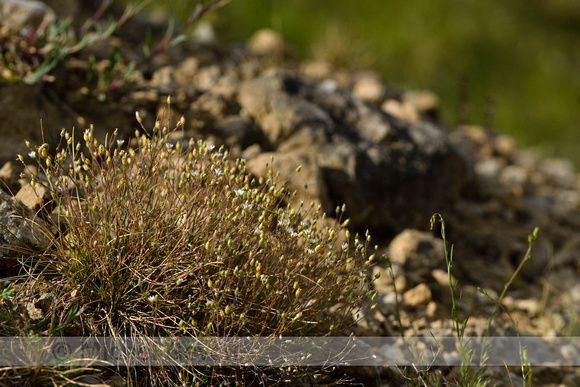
[0,0,56,36]
[0,189,50,276]
[239,69,469,234]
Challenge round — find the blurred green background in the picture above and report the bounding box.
[151,0,580,166]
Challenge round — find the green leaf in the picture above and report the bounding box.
[143,28,153,58]
[23,56,60,84]
[32,318,48,332]
[123,61,137,81]
[66,305,79,323]
[169,34,188,48]
[50,325,69,334]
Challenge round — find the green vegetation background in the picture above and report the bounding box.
[152,0,580,166]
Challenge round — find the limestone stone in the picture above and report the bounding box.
[403,283,432,306]
[247,28,284,57]
[0,189,50,276]
[15,182,50,211]
[0,0,56,36]
[237,69,468,234]
[0,161,23,195]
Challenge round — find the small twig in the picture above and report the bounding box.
[150,0,223,57]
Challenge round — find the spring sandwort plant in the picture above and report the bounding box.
[14,99,378,385]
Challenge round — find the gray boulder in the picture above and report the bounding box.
[0,189,50,276]
[0,0,56,36]
[238,69,468,234]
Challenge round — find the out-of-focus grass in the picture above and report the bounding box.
[140,0,580,165]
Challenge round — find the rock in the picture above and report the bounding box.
[431,268,455,288]
[0,161,23,195]
[247,28,284,57]
[188,73,242,133]
[351,308,387,336]
[150,65,176,92]
[371,262,397,293]
[238,70,333,147]
[381,99,420,122]
[402,89,440,120]
[352,72,386,104]
[301,60,334,81]
[376,292,399,317]
[459,285,497,316]
[0,83,77,167]
[493,133,517,158]
[192,20,216,45]
[403,283,432,306]
[26,301,43,321]
[237,69,468,234]
[0,189,50,277]
[554,235,580,267]
[0,0,56,36]
[562,283,580,317]
[214,115,262,150]
[387,229,446,287]
[41,0,78,19]
[172,57,200,85]
[513,298,540,316]
[36,292,55,313]
[15,182,51,211]
[246,151,329,210]
[425,301,438,317]
[517,236,551,280]
[388,229,445,269]
[193,64,222,92]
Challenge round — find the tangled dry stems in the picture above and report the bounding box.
[12,105,378,384]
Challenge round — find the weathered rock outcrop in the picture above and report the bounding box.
[238,69,468,234]
[0,189,50,276]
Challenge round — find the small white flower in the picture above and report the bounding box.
[207,144,215,151]
[234,189,245,196]
[165,143,174,149]
[148,295,158,303]
[28,151,36,159]
[215,168,223,176]
[116,140,125,146]
[287,228,298,238]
